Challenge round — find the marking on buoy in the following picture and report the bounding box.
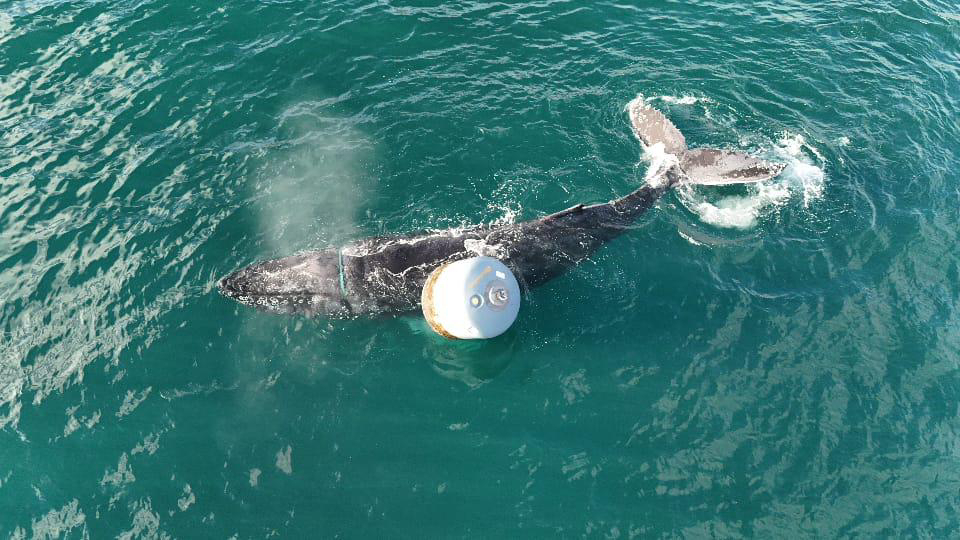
[468,266,493,289]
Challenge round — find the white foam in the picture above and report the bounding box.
[668,132,827,229]
[652,95,711,106]
[640,142,680,188]
[463,237,507,259]
[488,203,519,226]
[682,182,790,229]
[677,229,704,246]
[774,133,826,207]
[0,13,13,35]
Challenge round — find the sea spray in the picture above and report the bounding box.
[256,103,376,255]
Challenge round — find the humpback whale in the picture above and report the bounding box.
[220,97,785,317]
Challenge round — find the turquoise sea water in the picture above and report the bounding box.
[2,0,959,536]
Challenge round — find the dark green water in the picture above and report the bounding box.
[2,0,959,537]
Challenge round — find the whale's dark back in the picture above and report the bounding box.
[219,178,674,317]
[338,183,670,315]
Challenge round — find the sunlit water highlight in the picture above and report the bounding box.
[1,0,959,537]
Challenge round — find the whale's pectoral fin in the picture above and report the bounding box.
[680,148,785,185]
[627,98,687,155]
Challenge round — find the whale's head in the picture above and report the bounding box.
[219,250,350,316]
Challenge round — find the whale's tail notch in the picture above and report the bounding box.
[626,96,785,186]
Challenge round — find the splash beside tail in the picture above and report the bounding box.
[626,96,785,186]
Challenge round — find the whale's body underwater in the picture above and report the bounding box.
[220,98,786,317]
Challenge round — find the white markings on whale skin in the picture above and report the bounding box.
[342,222,522,313]
[464,237,508,259]
[341,225,477,258]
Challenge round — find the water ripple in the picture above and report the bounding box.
[1,0,959,536]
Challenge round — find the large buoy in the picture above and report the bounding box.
[421,256,521,339]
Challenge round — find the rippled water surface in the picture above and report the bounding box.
[2,0,959,537]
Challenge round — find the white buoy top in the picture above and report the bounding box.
[421,256,521,339]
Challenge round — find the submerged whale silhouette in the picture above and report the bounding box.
[220,97,785,316]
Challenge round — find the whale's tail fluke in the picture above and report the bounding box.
[627,96,688,155]
[626,96,785,186]
[679,148,785,185]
